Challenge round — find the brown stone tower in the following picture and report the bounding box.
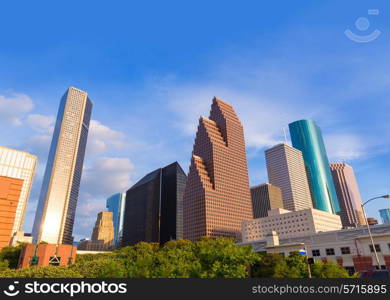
[91,211,114,248]
[183,97,253,241]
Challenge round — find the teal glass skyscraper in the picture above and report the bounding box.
[379,208,390,224]
[106,193,126,247]
[289,120,340,214]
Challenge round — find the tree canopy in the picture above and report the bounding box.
[0,238,354,278]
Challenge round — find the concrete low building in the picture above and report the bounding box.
[242,208,342,243]
[240,224,390,274]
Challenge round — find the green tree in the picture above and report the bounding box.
[251,253,285,278]
[252,252,309,278]
[0,243,27,269]
[0,260,9,271]
[311,260,353,278]
[0,266,83,278]
[192,237,257,278]
[72,257,126,278]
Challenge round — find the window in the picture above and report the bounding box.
[369,244,381,253]
[341,247,351,255]
[312,249,321,257]
[326,248,335,256]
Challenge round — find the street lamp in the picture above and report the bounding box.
[361,195,390,269]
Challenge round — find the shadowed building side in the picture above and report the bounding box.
[183,97,253,241]
[122,162,186,246]
[250,183,283,218]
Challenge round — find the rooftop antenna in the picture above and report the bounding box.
[282,127,288,144]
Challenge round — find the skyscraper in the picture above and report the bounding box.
[106,193,126,247]
[0,146,37,235]
[289,120,340,214]
[330,163,366,227]
[122,162,187,246]
[379,209,390,225]
[250,184,283,218]
[0,176,23,249]
[33,87,92,244]
[265,143,312,211]
[183,97,253,241]
[91,211,114,248]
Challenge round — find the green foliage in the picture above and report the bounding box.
[251,253,285,278]
[193,237,257,278]
[0,239,355,278]
[0,266,83,278]
[0,243,27,269]
[0,260,9,271]
[311,260,353,278]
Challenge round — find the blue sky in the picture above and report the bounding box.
[0,0,389,240]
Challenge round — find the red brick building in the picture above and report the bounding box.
[183,97,253,241]
[18,244,77,268]
[0,176,23,250]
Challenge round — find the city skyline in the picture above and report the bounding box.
[1,0,389,240]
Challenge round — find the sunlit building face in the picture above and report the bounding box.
[0,146,37,235]
[32,87,92,245]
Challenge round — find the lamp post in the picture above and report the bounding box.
[298,246,312,278]
[361,195,390,269]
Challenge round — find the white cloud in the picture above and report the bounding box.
[20,135,52,159]
[164,83,311,150]
[87,120,128,154]
[81,157,135,198]
[0,93,34,125]
[325,134,367,161]
[26,114,55,134]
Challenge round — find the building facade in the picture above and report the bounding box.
[32,87,92,245]
[379,209,390,225]
[91,211,114,249]
[251,183,283,218]
[330,163,366,228]
[241,224,390,273]
[18,244,77,268]
[265,143,312,211]
[122,162,187,246]
[106,193,126,247]
[0,146,37,235]
[241,208,342,243]
[289,120,340,214]
[183,97,253,241]
[0,176,23,249]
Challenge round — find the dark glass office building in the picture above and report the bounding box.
[121,162,187,246]
[289,120,340,214]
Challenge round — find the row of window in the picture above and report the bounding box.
[311,243,390,257]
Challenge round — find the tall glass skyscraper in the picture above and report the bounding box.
[106,193,126,247]
[289,120,340,214]
[33,87,92,244]
[379,208,390,224]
